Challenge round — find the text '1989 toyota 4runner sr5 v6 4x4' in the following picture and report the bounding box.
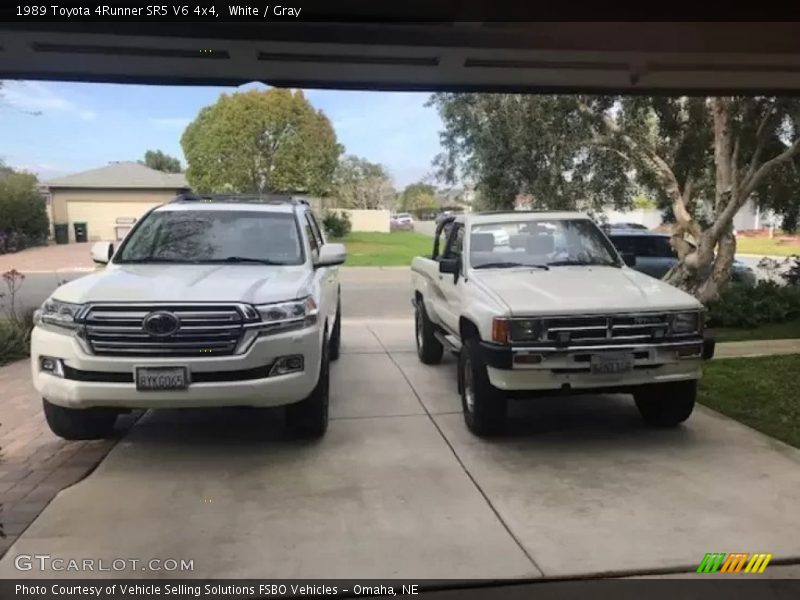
[31,194,346,440]
[411,212,715,437]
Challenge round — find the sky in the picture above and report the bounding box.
[0,80,444,189]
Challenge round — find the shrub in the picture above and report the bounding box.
[706,281,800,328]
[783,255,800,287]
[0,169,49,254]
[0,268,34,365]
[322,210,352,239]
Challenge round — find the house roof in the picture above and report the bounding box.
[44,162,189,190]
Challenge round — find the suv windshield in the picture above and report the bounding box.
[116,209,304,265]
[470,218,620,269]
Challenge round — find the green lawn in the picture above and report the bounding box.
[710,319,800,343]
[699,354,800,448]
[736,236,800,257]
[334,231,432,267]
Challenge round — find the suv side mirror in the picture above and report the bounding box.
[621,252,637,267]
[439,257,459,275]
[315,243,347,268]
[91,241,114,264]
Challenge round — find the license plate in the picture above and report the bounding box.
[135,367,189,391]
[590,353,634,375]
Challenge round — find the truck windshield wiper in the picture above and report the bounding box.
[212,256,288,265]
[547,259,617,267]
[473,262,549,270]
[116,257,196,264]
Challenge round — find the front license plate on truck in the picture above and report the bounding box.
[136,367,189,391]
[590,353,634,375]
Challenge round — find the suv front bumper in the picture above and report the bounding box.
[31,324,323,410]
[479,337,714,392]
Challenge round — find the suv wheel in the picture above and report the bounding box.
[286,332,330,438]
[415,300,443,365]
[329,297,342,362]
[634,380,697,427]
[42,399,118,440]
[459,338,507,436]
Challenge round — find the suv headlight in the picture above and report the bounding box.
[254,297,318,332]
[491,317,543,343]
[34,299,84,329]
[672,311,701,335]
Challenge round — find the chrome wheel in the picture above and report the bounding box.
[463,356,475,413]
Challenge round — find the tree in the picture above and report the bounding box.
[331,155,394,209]
[181,89,342,195]
[142,149,182,173]
[0,165,48,246]
[400,182,437,212]
[430,93,800,302]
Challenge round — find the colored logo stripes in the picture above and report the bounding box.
[697,552,772,574]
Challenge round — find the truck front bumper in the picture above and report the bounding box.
[31,324,322,410]
[479,337,714,392]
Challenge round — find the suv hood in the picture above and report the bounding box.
[50,264,313,305]
[471,266,702,315]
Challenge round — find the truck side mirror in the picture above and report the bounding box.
[91,241,114,264]
[439,258,459,274]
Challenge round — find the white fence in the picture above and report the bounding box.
[333,209,391,233]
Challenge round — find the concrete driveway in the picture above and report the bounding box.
[3,308,800,579]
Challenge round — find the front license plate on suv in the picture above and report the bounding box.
[590,353,634,376]
[135,367,189,391]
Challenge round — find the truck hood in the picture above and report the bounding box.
[50,264,313,305]
[471,266,702,315]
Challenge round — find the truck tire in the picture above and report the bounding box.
[415,300,443,365]
[329,296,342,362]
[42,398,118,440]
[286,332,330,438]
[459,338,507,436]
[634,380,697,427]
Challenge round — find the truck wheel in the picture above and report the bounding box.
[329,297,342,362]
[42,398,118,440]
[634,380,697,427]
[459,339,507,436]
[286,332,329,438]
[415,300,443,365]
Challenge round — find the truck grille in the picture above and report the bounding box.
[82,305,246,357]
[543,313,671,344]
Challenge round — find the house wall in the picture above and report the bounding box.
[50,188,183,242]
[337,209,391,233]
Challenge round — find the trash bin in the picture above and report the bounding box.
[54,223,69,245]
[73,222,88,243]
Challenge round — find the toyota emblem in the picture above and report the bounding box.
[143,311,180,337]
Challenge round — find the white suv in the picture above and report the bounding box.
[31,195,346,440]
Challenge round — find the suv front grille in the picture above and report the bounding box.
[543,313,672,344]
[82,304,245,357]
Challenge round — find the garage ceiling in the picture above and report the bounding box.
[3,21,800,93]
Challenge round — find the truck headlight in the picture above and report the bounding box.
[254,297,318,331]
[35,299,84,329]
[491,318,543,344]
[672,311,701,335]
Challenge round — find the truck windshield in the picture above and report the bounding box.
[115,209,304,265]
[470,218,621,269]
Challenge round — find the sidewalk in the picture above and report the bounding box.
[715,338,800,359]
[0,360,138,557]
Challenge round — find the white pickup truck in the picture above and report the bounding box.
[31,194,345,440]
[411,211,715,436]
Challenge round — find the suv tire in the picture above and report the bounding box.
[459,338,507,436]
[329,297,342,362]
[415,300,443,365]
[634,380,697,427]
[286,332,330,438]
[42,398,118,440]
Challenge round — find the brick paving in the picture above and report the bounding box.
[0,360,137,558]
[0,243,96,273]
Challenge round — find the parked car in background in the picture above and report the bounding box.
[604,222,649,230]
[391,213,415,231]
[606,228,757,286]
